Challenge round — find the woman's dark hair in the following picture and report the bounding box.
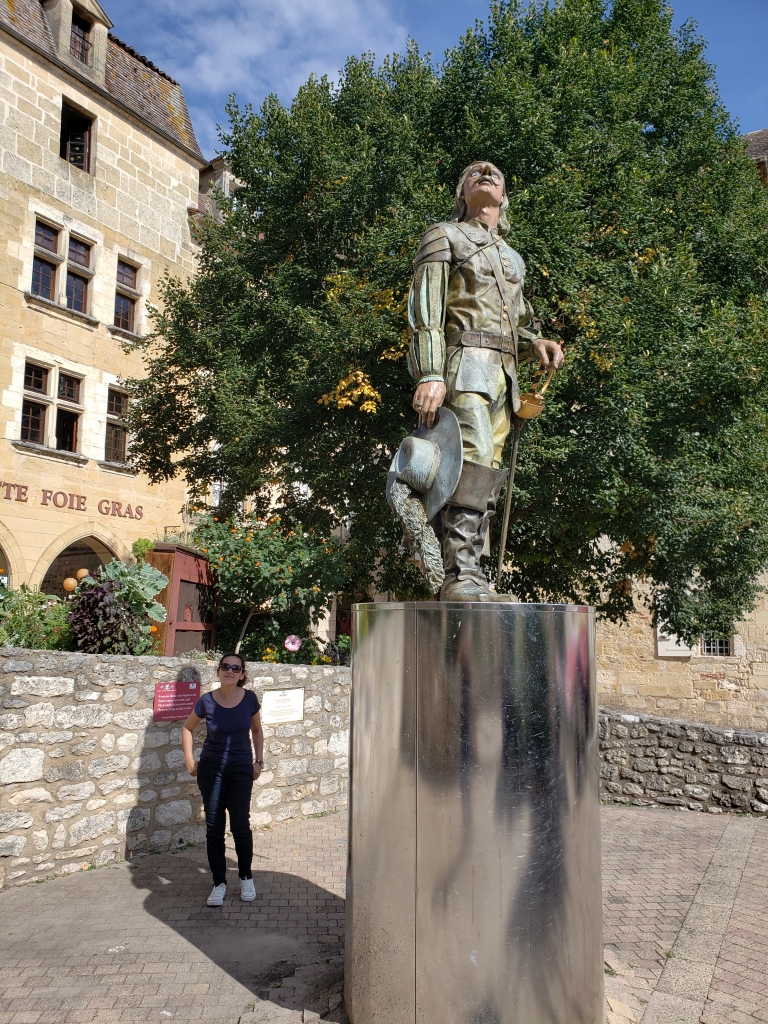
[217,651,247,687]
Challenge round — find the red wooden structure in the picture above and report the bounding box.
[146,543,216,656]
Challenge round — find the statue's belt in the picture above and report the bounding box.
[452,330,516,354]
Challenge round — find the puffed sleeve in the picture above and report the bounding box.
[407,226,450,382]
[516,295,542,364]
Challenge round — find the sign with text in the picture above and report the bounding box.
[261,687,305,725]
[0,479,145,519]
[153,680,200,721]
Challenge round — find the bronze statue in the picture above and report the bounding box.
[389,161,564,600]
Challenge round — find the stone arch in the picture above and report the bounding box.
[0,519,26,586]
[29,520,131,591]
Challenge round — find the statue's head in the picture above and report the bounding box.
[451,161,510,236]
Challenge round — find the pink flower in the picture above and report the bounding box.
[284,634,302,652]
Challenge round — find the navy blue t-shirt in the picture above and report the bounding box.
[193,688,260,767]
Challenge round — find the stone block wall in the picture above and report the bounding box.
[596,598,768,731]
[0,651,350,889]
[599,708,768,815]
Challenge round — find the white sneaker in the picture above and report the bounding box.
[240,877,257,902]
[207,883,227,906]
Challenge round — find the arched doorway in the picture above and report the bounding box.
[40,537,116,598]
[0,544,10,587]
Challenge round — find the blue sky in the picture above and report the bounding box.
[103,0,768,159]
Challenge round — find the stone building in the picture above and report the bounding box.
[596,597,768,733]
[744,126,768,183]
[0,0,206,593]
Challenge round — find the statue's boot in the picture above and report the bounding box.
[439,462,506,601]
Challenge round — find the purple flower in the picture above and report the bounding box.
[284,634,302,652]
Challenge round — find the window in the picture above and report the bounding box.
[114,260,139,332]
[69,13,91,64]
[60,101,92,172]
[68,237,90,267]
[21,401,46,444]
[24,362,49,394]
[116,260,137,289]
[114,260,138,332]
[32,257,56,300]
[107,389,127,417]
[35,221,59,253]
[105,422,127,463]
[702,637,732,657]
[55,408,78,452]
[114,292,135,332]
[58,373,81,403]
[20,365,83,451]
[105,387,128,463]
[66,271,88,313]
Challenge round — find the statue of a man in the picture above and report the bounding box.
[408,161,564,600]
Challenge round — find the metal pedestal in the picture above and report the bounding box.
[345,602,603,1024]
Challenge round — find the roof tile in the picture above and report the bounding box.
[744,128,768,162]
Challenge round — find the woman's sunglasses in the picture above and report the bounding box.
[220,663,243,673]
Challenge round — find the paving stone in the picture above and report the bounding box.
[1,806,767,1023]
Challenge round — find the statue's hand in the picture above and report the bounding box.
[413,380,446,428]
[532,338,564,370]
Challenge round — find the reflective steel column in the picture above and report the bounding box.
[346,603,603,1024]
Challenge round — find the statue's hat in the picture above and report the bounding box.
[386,408,462,523]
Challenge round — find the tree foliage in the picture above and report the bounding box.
[126,0,768,642]
[191,513,346,659]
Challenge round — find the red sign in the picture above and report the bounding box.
[153,680,200,721]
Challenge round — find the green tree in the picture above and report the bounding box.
[191,513,346,659]
[126,0,768,644]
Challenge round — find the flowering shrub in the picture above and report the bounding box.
[0,584,76,651]
[68,560,167,655]
[192,513,346,661]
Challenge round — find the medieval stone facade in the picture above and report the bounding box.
[0,0,204,593]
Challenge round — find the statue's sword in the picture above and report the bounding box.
[496,365,554,583]
[496,418,524,582]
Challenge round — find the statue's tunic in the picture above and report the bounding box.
[407,218,541,469]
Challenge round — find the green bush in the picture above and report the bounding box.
[192,512,346,661]
[68,560,167,655]
[0,585,76,651]
[131,537,155,563]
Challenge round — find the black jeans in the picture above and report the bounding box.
[196,760,254,885]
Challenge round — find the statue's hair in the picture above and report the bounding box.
[451,162,510,236]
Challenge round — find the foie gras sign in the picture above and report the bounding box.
[153,680,200,721]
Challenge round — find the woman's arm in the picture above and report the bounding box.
[251,710,264,780]
[182,711,202,777]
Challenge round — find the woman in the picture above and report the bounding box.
[182,652,264,906]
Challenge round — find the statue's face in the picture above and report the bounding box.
[462,162,505,209]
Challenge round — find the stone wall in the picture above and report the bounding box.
[599,708,768,815]
[0,651,350,889]
[596,597,768,732]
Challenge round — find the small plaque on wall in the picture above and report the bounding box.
[153,680,200,721]
[261,687,305,725]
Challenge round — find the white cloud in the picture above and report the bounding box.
[107,0,408,155]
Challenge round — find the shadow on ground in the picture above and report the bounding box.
[113,667,348,1023]
[129,844,347,1024]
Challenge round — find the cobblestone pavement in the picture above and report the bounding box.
[0,806,766,1024]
